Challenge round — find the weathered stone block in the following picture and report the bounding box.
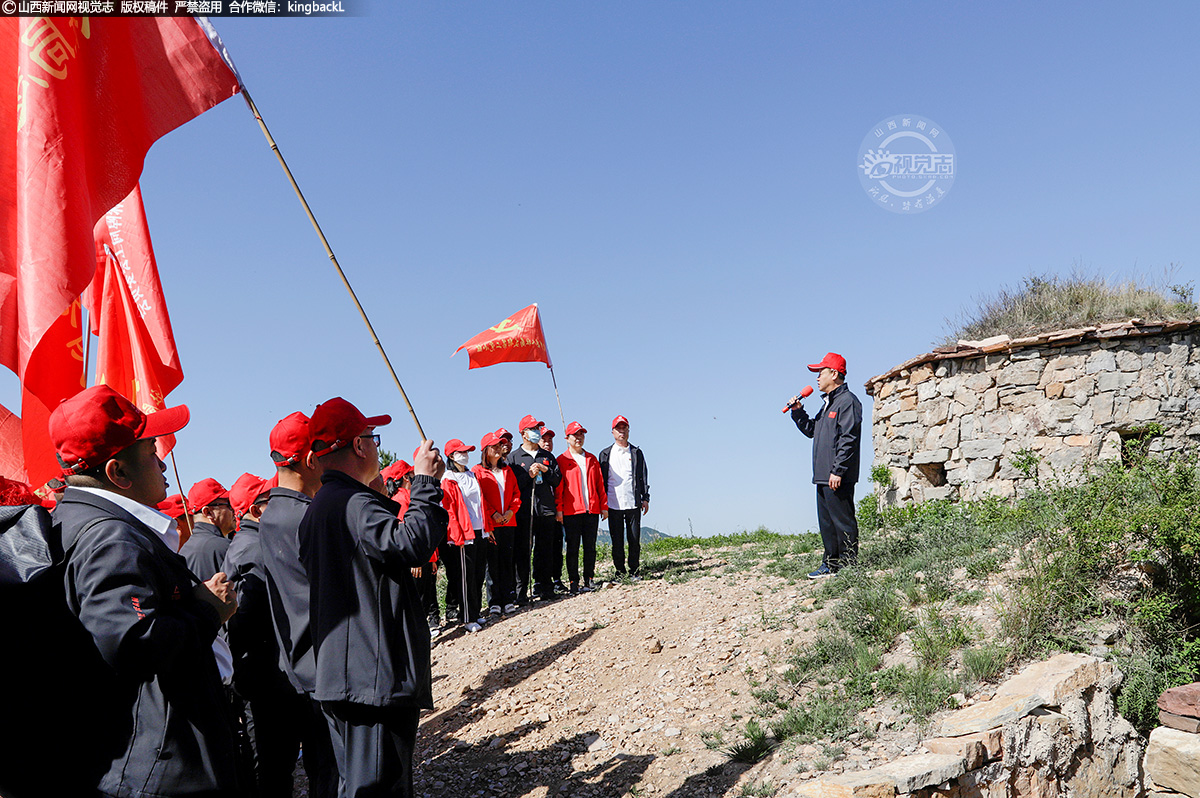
[918,381,938,402]
[1098,431,1122,461]
[1086,351,1117,373]
[960,439,1005,459]
[924,486,953,501]
[939,654,1110,736]
[1044,383,1065,399]
[924,736,986,770]
[910,364,934,385]
[902,395,919,412]
[893,410,919,425]
[1098,371,1135,392]
[1065,435,1092,447]
[983,389,999,412]
[1010,766,1059,798]
[874,754,966,793]
[1093,393,1116,425]
[965,373,994,391]
[877,400,902,419]
[1116,350,1142,371]
[795,773,896,798]
[1159,683,1200,719]
[913,449,951,465]
[968,459,998,480]
[1130,399,1161,421]
[1160,710,1200,734]
[1000,361,1045,386]
[1146,726,1200,798]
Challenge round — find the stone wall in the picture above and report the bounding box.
[864,321,1200,505]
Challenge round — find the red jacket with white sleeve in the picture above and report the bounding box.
[555,450,607,516]
[440,478,476,545]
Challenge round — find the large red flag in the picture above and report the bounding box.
[0,17,239,487]
[454,303,552,369]
[88,185,184,460]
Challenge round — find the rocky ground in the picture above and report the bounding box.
[397,550,1009,798]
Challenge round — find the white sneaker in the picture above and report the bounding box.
[489,605,502,616]
[503,603,519,614]
[465,622,482,633]
[429,627,440,640]
[476,617,489,626]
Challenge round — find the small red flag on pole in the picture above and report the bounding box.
[87,185,185,460]
[454,303,552,370]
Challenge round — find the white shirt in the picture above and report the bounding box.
[447,469,485,531]
[607,443,636,511]
[571,450,589,508]
[73,487,234,684]
[494,467,508,512]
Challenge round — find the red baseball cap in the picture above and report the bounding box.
[565,422,587,436]
[807,352,847,374]
[519,415,542,432]
[612,415,629,429]
[49,385,190,475]
[310,397,391,457]
[229,473,270,517]
[156,493,189,518]
[187,478,229,511]
[381,460,414,481]
[445,439,476,455]
[480,431,503,450]
[270,411,312,466]
[495,428,513,441]
[539,428,555,440]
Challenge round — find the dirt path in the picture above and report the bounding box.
[414,555,825,798]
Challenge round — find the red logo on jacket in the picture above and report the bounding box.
[828,411,837,419]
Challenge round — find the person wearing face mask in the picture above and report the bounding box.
[555,422,607,593]
[537,427,568,595]
[473,432,521,616]
[508,415,562,603]
[440,439,492,631]
[789,352,863,578]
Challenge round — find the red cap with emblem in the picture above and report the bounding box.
[480,431,503,450]
[539,428,555,439]
[807,352,847,374]
[495,428,513,441]
[612,415,629,429]
[565,422,586,436]
[381,460,414,482]
[49,385,190,475]
[518,415,541,432]
[310,397,391,457]
[444,439,476,455]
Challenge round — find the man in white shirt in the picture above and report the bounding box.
[598,415,650,579]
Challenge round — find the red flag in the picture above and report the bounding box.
[0,17,239,487]
[454,304,552,369]
[88,185,184,460]
[0,401,26,482]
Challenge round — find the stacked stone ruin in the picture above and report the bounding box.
[1148,684,1200,798]
[864,320,1200,506]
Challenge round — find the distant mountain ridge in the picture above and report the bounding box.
[597,525,669,545]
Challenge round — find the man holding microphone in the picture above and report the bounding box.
[788,352,863,578]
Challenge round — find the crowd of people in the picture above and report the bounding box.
[1,385,650,798]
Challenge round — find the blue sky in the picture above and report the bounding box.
[5,2,1199,536]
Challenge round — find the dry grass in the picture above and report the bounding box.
[941,270,1196,345]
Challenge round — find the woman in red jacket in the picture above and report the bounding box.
[440,440,490,632]
[474,431,521,615]
[555,422,607,593]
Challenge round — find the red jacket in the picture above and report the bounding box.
[394,487,437,563]
[440,477,476,545]
[473,464,521,528]
[555,449,607,516]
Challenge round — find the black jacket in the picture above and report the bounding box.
[791,382,863,485]
[222,517,290,699]
[56,488,238,797]
[508,445,561,517]
[259,487,316,694]
[179,521,230,580]
[300,470,447,708]
[598,443,650,506]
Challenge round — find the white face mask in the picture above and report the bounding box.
[451,452,470,466]
[524,429,542,444]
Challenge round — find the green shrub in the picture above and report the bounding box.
[768,692,860,743]
[911,607,971,668]
[834,575,911,645]
[726,719,775,763]
[962,643,1008,684]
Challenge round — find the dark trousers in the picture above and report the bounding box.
[513,510,533,604]
[486,525,515,609]
[816,483,859,570]
[324,702,420,798]
[530,514,561,598]
[414,560,439,628]
[440,540,480,624]
[563,513,599,586]
[608,507,642,575]
[242,687,339,798]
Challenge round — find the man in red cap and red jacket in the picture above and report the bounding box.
[299,397,447,798]
[49,385,240,797]
[556,421,607,593]
[789,352,863,577]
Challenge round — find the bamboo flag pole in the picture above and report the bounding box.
[549,366,567,432]
[239,87,427,441]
